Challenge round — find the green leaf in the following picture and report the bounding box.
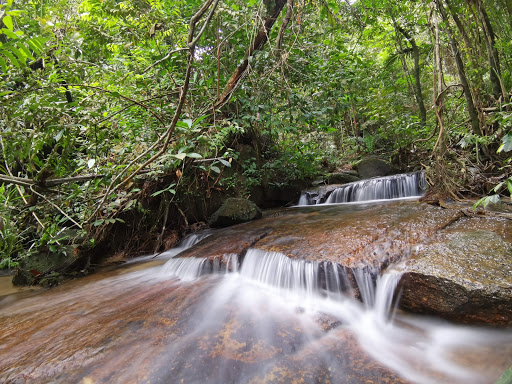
[494,364,512,384]
[87,159,96,168]
[186,152,202,159]
[218,159,231,167]
[9,45,26,62]
[493,181,505,193]
[192,115,209,127]
[54,129,64,142]
[507,179,512,195]
[3,15,13,31]
[17,42,35,60]
[26,39,42,54]
[6,10,24,16]
[173,153,187,160]
[210,165,221,174]
[0,57,6,72]
[498,134,512,153]
[31,37,46,51]
[1,28,19,39]
[93,219,104,227]
[151,188,175,197]
[183,118,193,128]
[3,50,20,67]
[0,90,13,97]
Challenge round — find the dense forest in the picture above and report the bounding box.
[1,0,511,279]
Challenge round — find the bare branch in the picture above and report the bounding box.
[0,174,105,188]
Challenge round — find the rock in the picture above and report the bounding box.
[12,246,80,286]
[208,198,262,228]
[326,171,360,184]
[12,269,35,286]
[298,184,343,205]
[397,230,512,325]
[355,158,392,179]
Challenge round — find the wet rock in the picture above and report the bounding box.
[355,158,392,179]
[299,184,344,205]
[208,198,262,228]
[253,201,463,269]
[11,269,34,286]
[178,226,271,262]
[397,229,512,325]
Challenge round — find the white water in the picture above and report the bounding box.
[156,248,512,383]
[1,242,510,383]
[299,172,426,205]
[161,252,238,281]
[158,231,212,258]
[123,231,213,264]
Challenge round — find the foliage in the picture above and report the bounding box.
[0,0,511,270]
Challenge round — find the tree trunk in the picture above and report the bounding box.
[473,0,506,100]
[436,0,481,135]
[215,0,287,110]
[394,23,427,127]
[276,0,293,53]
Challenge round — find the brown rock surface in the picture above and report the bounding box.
[397,217,512,325]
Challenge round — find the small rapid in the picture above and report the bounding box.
[298,171,427,205]
[1,200,510,384]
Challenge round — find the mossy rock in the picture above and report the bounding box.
[208,198,262,228]
[326,172,360,184]
[12,246,79,286]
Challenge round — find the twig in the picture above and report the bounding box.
[29,186,83,229]
[0,173,105,188]
[0,135,45,230]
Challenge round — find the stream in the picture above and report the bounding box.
[1,177,511,383]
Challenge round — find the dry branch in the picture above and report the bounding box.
[0,174,105,188]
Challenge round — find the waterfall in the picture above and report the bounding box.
[161,253,239,281]
[238,249,394,307]
[298,171,426,205]
[158,231,212,258]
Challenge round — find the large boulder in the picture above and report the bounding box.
[326,171,360,184]
[397,229,512,325]
[208,198,262,228]
[355,158,392,179]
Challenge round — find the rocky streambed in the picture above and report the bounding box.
[0,199,511,384]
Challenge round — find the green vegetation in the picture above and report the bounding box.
[0,0,511,275]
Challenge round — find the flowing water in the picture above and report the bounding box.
[0,199,511,383]
[298,172,426,205]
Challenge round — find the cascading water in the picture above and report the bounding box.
[1,198,511,384]
[161,253,238,281]
[298,171,427,205]
[239,249,376,303]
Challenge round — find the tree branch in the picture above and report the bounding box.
[215,0,287,110]
[87,0,221,223]
[276,0,294,53]
[0,174,105,188]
